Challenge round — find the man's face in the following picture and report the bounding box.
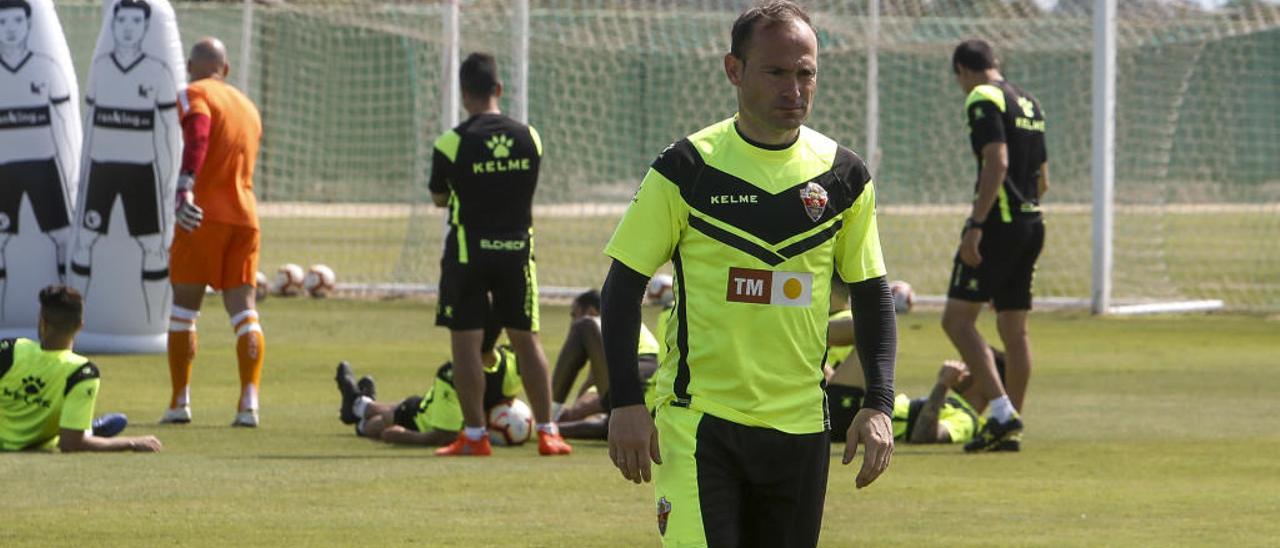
[112,7,147,48]
[728,19,818,133]
[0,8,29,49]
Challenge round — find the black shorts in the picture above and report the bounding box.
[81,161,161,237]
[655,405,829,547]
[435,230,540,332]
[0,158,71,234]
[948,217,1045,311]
[392,396,424,432]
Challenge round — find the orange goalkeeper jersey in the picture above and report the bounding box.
[178,78,263,228]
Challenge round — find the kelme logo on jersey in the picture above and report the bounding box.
[726,267,812,307]
[486,134,514,158]
[800,182,828,222]
[3,375,51,408]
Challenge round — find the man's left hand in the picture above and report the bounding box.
[843,408,893,489]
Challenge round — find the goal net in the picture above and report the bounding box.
[53,1,1280,311]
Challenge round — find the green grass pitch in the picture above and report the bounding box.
[2,298,1277,546]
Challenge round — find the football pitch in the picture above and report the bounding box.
[2,298,1277,546]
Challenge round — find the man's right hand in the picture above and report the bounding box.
[128,436,163,452]
[608,404,661,484]
[937,360,966,386]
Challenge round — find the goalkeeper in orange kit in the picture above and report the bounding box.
[160,37,265,427]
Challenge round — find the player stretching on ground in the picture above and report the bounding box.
[602,3,897,545]
[941,39,1048,452]
[549,289,660,440]
[0,285,161,452]
[0,0,76,315]
[160,37,265,427]
[71,0,177,322]
[333,322,522,446]
[428,52,569,456]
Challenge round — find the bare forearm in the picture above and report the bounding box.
[971,162,1005,222]
[1038,162,1050,199]
[61,435,140,452]
[381,428,454,446]
[908,382,950,444]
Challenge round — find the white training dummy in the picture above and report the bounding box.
[68,0,183,353]
[0,0,81,336]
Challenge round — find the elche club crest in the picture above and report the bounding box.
[800,181,828,222]
[657,496,672,535]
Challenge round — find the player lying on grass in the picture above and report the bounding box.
[333,321,522,447]
[550,290,660,440]
[826,340,1014,448]
[0,285,162,453]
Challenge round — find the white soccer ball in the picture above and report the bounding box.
[304,264,336,298]
[254,271,270,301]
[890,280,915,314]
[646,273,675,307]
[487,398,534,447]
[274,263,305,297]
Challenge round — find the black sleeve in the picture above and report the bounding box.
[64,361,101,396]
[849,276,896,416]
[967,100,1006,151]
[427,149,451,195]
[600,260,650,409]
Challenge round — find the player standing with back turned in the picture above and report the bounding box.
[161,37,265,427]
[601,3,897,545]
[941,39,1048,452]
[428,52,570,456]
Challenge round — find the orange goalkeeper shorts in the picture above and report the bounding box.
[170,221,260,290]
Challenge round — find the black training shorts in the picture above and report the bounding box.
[948,217,1045,311]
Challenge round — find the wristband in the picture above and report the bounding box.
[964,217,984,231]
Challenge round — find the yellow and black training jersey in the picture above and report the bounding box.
[892,392,982,444]
[965,80,1047,223]
[428,113,544,260]
[826,309,854,370]
[0,338,100,451]
[416,345,523,433]
[605,117,886,434]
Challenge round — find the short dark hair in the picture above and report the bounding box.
[113,0,151,19]
[573,289,601,313]
[39,285,83,332]
[730,1,813,62]
[0,0,31,18]
[953,39,998,73]
[459,52,499,99]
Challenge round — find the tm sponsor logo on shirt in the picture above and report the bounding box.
[726,267,812,307]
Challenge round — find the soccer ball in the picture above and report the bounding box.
[487,398,533,446]
[254,271,270,301]
[889,280,914,314]
[304,264,336,298]
[646,273,675,307]
[274,263,305,297]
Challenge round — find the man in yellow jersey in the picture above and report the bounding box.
[942,39,1048,452]
[1,285,161,452]
[600,3,897,545]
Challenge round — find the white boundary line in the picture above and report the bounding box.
[258,202,1280,219]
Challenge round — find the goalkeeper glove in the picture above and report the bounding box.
[175,174,204,232]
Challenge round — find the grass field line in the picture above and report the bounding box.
[258,201,1280,219]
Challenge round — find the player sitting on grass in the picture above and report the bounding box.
[0,285,161,452]
[550,289,660,440]
[333,321,522,447]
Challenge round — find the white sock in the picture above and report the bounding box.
[352,396,372,418]
[551,402,564,422]
[464,426,486,441]
[536,422,558,435]
[989,396,1015,422]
